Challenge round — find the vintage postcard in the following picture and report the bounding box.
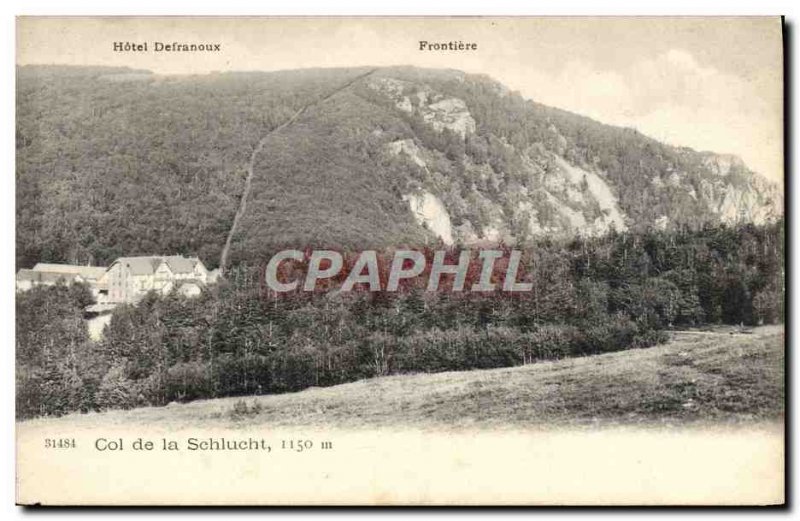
[15,16,785,505]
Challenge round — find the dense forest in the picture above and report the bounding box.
[16,220,784,418]
[16,65,375,269]
[17,65,781,270]
[16,65,784,419]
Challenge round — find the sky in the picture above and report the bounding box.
[17,17,784,183]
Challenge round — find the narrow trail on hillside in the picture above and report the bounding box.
[219,68,378,274]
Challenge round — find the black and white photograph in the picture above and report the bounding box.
[13,16,786,505]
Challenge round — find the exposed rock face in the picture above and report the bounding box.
[653,151,782,226]
[403,191,455,245]
[423,98,476,138]
[375,71,781,245]
[386,139,628,243]
[698,176,783,224]
[386,139,455,245]
[551,156,627,235]
[387,139,427,168]
[369,77,476,139]
[703,153,746,177]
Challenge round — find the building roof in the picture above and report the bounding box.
[32,263,107,281]
[163,256,201,274]
[112,255,203,276]
[17,269,81,284]
[114,257,162,276]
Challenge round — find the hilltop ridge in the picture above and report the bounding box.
[16,65,782,269]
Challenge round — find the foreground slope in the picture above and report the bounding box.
[18,325,783,430]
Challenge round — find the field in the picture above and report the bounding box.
[17,325,784,431]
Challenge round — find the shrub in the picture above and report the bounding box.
[229,399,262,419]
[16,367,44,420]
[165,361,214,402]
[95,364,136,411]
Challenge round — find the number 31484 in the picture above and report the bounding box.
[44,438,76,449]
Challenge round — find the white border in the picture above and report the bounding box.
[3,1,796,518]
